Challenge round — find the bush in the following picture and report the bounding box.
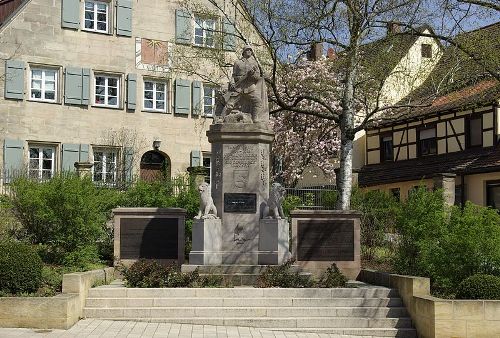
[121,259,224,288]
[282,195,302,217]
[9,174,122,267]
[0,241,43,294]
[351,188,399,263]
[456,274,500,300]
[316,263,348,287]
[321,190,338,209]
[257,259,313,288]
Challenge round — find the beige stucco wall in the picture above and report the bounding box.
[465,172,500,206]
[0,0,262,177]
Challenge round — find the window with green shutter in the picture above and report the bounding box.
[175,9,192,44]
[64,67,90,105]
[3,139,24,176]
[116,0,133,37]
[5,60,25,100]
[61,0,80,29]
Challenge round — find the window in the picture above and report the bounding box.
[95,75,119,107]
[419,127,437,156]
[203,155,211,184]
[194,17,215,47]
[466,116,482,148]
[84,1,109,33]
[390,188,400,201]
[29,145,55,180]
[421,44,432,58]
[203,85,216,117]
[30,68,57,102]
[93,149,117,183]
[486,181,500,210]
[380,134,393,162]
[144,80,167,112]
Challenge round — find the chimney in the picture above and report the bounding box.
[387,22,401,35]
[308,42,323,61]
[327,47,336,60]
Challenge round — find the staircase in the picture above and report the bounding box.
[84,282,416,337]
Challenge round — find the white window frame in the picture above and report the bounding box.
[92,148,118,184]
[28,145,56,180]
[203,84,217,117]
[194,16,216,48]
[29,68,57,103]
[202,152,211,185]
[83,0,109,34]
[143,80,168,112]
[94,74,120,108]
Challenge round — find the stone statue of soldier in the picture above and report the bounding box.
[219,45,266,123]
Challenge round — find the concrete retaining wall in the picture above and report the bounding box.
[0,267,114,329]
[358,269,500,338]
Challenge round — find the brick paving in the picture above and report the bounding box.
[0,319,375,337]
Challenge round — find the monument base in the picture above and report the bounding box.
[258,219,291,265]
[189,218,222,265]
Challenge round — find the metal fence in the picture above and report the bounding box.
[285,186,337,210]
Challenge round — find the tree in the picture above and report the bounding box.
[177,0,499,209]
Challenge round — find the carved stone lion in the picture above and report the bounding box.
[263,183,286,219]
[195,182,218,219]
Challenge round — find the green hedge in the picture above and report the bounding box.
[0,241,43,294]
[456,274,500,300]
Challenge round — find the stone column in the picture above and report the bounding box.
[433,173,456,207]
[207,123,274,264]
[74,162,93,178]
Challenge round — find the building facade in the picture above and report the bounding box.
[0,0,249,184]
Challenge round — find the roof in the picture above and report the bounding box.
[369,22,500,128]
[358,145,500,187]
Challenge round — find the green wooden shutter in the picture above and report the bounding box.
[81,68,90,105]
[192,81,202,116]
[61,143,79,171]
[61,0,80,29]
[65,67,90,105]
[175,79,190,115]
[3,139,24,177]
[116,0,132,37]
[190,150,202,167]
[124,147,133,183]
[5,60,25,100]
[175,9,192,44]
[126,73,137,110]
[79,144,89,162]
[223,19,236,51]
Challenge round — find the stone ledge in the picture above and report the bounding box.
[0,267,114,330]
[358,269,500,338]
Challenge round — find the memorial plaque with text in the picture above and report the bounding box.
[120,218,178,259]
[224,193,257,213]
[297,220,354,261]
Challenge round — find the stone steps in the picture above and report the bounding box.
[83,286,416,337]
[86,297,404,307]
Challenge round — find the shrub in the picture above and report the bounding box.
[121,260,224,288]
[9,174,122,267]
[282,195,302,217]
[257,259,313,288]
[321,190,338,209]
[316,263,348,287]
[456,274,500,300]
[0,241,43,294]
[351,188,399,262]
[122,259,168,288]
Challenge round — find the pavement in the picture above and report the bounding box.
[0,319,375,337]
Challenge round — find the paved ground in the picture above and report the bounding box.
[0,319,374,337]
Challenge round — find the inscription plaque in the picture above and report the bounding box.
[224,193,257,213]
[297,220,354,261]
[223,144,257,168]
[120,217,178,259]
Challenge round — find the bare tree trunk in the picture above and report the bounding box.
[336,115,354,210]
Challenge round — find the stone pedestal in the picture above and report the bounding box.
[258,219,291,265]
[205,123,274,264]
[189,219,222,265]
[433,173,456,207]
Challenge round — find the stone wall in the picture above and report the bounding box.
[359,269,500,338]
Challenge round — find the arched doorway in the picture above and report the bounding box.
[139,150,171,181]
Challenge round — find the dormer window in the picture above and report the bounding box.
[421,44,432,58]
